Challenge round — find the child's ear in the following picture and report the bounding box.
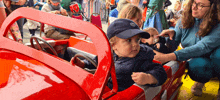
[111,43,116,50]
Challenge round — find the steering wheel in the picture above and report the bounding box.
[71,54,97,74]
[30,36,58,56]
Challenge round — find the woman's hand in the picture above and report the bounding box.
[153,50,177,64]
[157,29,175,40]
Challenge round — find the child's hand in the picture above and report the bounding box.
[131,72,158,85]
[70,57,85,68]
[131,72,148,85]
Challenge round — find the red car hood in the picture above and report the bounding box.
[0,50,90,100]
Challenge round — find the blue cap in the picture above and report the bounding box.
[107,19,150,39]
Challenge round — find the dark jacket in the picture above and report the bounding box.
[84,44,167,91]
[140,37,173,54]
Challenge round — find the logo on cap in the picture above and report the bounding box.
[130,22,136,27]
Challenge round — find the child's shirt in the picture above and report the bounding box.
[83,44,167,91]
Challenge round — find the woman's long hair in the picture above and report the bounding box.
[181,0,220,37]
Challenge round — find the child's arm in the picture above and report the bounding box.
[131,72,158,85]
[133,60,167,86]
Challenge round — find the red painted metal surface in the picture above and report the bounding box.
[0,0,6,28]
[0,50,90,99]
[0,7,114,100]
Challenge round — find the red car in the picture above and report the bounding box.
[0,7,186,100]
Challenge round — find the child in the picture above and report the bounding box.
[140,27,172,53]
[41,0,75,40]
[72,19,167,91]
[118,4,143,28]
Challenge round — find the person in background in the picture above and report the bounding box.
[143,0,169,33]
[3,1,23,43]
[118,4,142,28]
[108,0,130,24]
[26,0,40,37]
[154,0,220,98]
[164,0,172,9]
[4,0,27,38]
[166,0,182,29]
[41,0,76,40]
[61,0,74,16]
[27,16,40,36]
[71,19,167,92]
[142,0,149,22]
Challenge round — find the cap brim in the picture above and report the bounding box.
[116,29,150,39]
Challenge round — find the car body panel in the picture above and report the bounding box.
[0,50,90,100]
[0,7,114,100]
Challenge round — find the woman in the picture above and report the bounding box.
[154,0,220,97]
[3,0,26,38]
[3,1,23,43]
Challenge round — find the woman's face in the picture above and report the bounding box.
[192,0,211,19]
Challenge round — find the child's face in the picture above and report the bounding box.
[112,35,141,58]
[131,13,143,28]
[141,30,159,45]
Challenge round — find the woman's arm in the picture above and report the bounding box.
[153,50,176,64]
[174,24,220,61]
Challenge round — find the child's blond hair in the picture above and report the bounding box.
[143,27,159,34]
[118,4,142,19]
[117,0,131,12]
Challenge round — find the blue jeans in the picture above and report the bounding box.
[188,46,220,83]
[11,5,24,38]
